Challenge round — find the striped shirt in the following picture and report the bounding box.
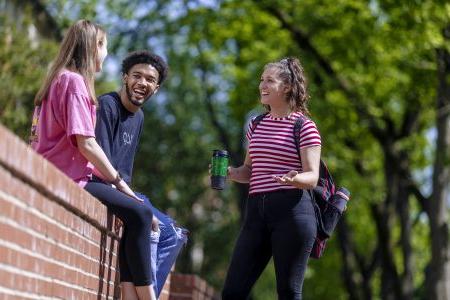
[246,112,321,195]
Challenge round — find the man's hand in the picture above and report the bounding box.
[114,217,123,233]
[152,215,160,232]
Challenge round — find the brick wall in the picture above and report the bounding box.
[167,274,217,300]
[0,124,121,299]
[0,124,217,300]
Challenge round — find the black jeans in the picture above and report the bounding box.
[84,181,153,286]
[222,189,317,300]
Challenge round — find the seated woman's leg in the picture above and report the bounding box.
[119,227,136,297]
[84,181,153,287]
[122,282,138,300]
[135,285,156,300]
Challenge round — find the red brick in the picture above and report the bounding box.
[0,123,221,300]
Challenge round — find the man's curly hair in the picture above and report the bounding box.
[121,50,168,85]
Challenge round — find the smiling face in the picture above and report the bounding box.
[123,63,160,107]
[259,67,289,107]
[96,34,108,72]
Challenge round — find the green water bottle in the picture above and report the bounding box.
[211,150,229,190]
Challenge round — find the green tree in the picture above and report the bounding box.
[0,5,58,140]
[2,1,449,299]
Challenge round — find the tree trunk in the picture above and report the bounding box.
[368,137,415,300]
[3,0,62,40]
[337,219,372,300]
[394,153,414,300]
[396,181,414,300]
[371,201,402,300]
[425,26,450,300]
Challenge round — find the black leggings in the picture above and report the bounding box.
[222,189,317,300]
[84,181,153,286]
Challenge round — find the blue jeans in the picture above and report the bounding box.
[137,193,188,297]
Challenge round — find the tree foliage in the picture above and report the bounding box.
[1,1,449,299]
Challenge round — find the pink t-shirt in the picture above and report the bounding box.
[30,69,96,187]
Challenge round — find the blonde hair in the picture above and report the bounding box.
[34,19,105,106]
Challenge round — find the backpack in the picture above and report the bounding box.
[250,113,351,259]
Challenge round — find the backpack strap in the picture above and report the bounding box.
[293,115,321,200]
[250,112,269,134]
[293,115,307,157]
[294,115,336,197]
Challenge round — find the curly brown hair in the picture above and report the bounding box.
[263,57,310,116]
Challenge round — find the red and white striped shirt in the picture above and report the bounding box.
[246,112,321,195]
